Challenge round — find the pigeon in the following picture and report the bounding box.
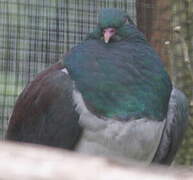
[6,8,188,165]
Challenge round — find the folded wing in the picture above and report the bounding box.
[152,88,189,165]
[6,62,82,149]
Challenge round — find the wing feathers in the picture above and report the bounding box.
[6,62,82,149]
[152,88,188,164]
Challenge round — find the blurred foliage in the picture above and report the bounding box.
[169,0,193,165]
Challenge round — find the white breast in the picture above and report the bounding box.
[73,88,165,164]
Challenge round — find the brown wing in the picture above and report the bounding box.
[6,62,82,149]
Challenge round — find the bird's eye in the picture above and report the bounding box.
[103,28,116,34]
[110,29,115,33]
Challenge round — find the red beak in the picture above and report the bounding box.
[103,28,116,43]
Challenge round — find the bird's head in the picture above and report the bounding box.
[99,8,130,43]
[87,8,136,43]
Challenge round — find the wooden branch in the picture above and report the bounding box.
[173,26,193,106]
[164,40,177,85]
[0,141,192,180]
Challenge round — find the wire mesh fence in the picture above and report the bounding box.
[0,0,192,165]
[0,0,136,139]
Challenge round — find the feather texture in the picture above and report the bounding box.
[152,88,188,164]
[65,30,172,121]
[6,62,82,149]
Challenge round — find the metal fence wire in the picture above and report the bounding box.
[0,0,192,165]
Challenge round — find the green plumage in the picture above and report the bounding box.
[64,8,172,121]
[98,8,128,29]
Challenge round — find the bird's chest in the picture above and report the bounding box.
[75,115,165,164]
[66,41,168,121]
[73,89,165,164]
